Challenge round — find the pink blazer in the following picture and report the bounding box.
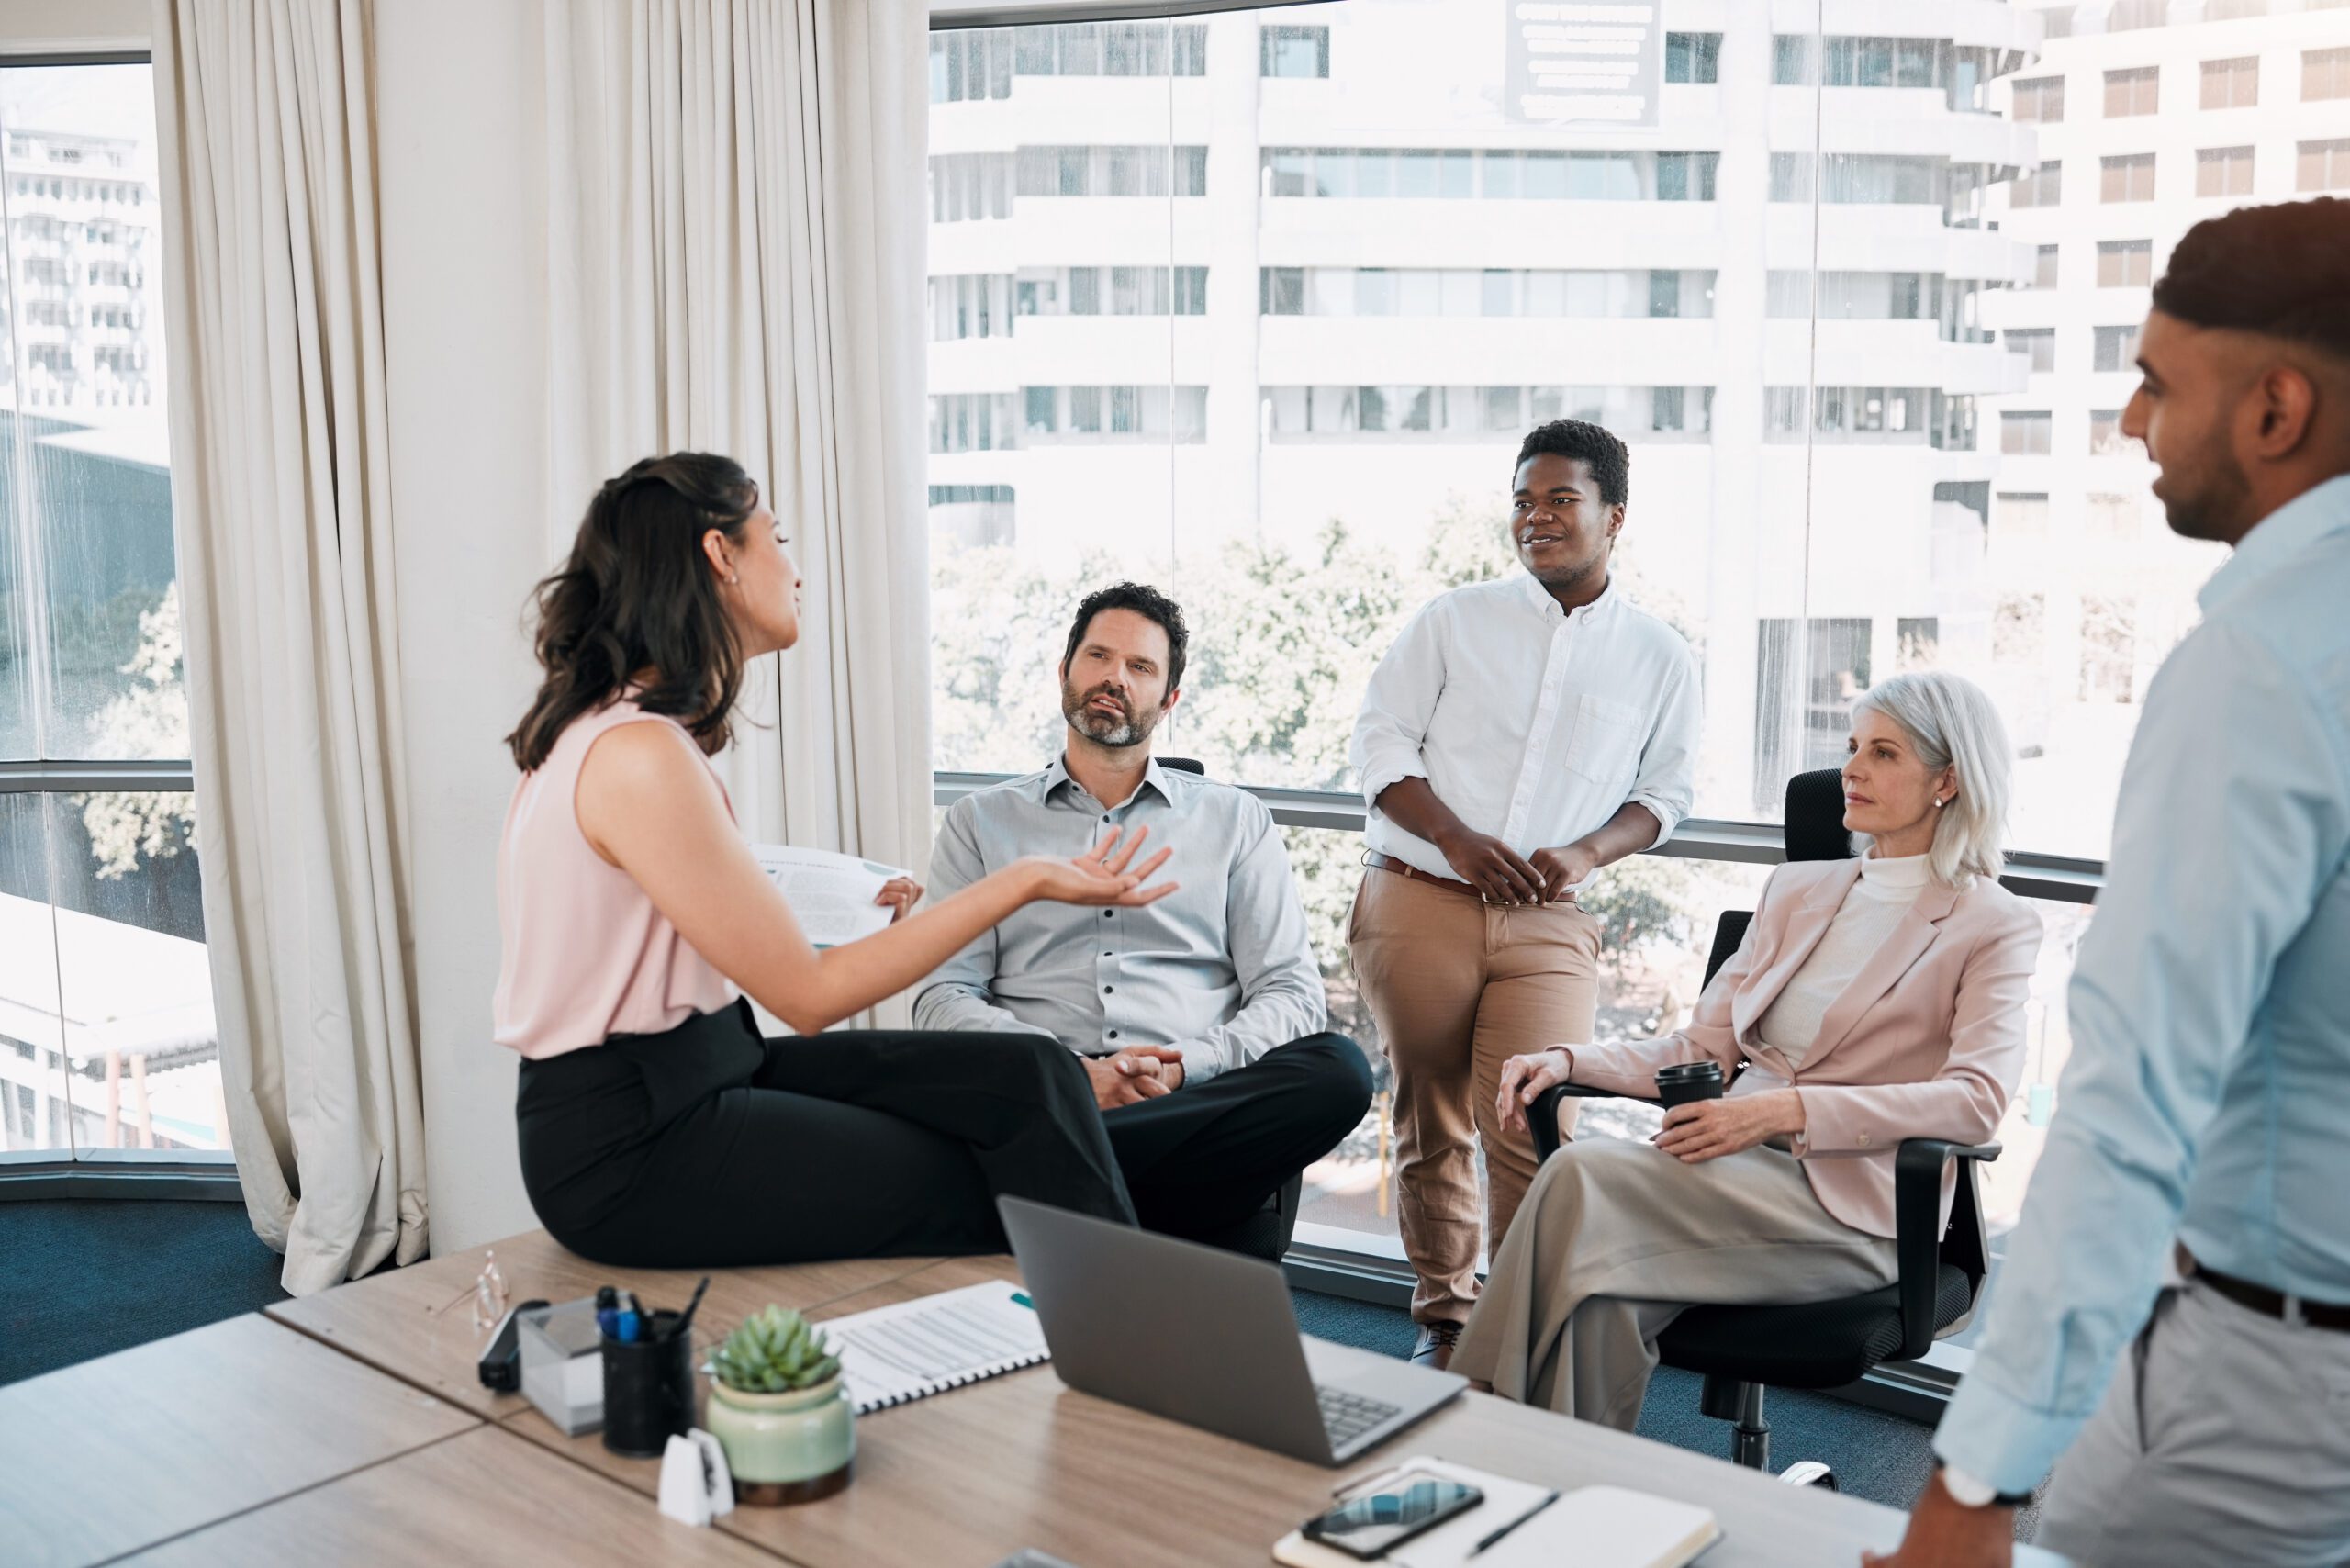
[1564,857,2042,1239]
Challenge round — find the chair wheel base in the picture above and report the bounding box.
[1777,1461,1838,1490]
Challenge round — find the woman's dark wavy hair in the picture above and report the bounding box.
[507,453,761,772]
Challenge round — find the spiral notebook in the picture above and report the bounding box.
[827,1281,1049,1414]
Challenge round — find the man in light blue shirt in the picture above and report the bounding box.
[917,583,1373,1248]
[1875,200,2350,1568]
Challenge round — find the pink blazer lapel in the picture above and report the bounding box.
[1730,861,1862,1040]
[1800,880,1962,1071]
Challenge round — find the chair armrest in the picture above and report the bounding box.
[1891,1138,2002,1360]
[1529,1083,1663,1161]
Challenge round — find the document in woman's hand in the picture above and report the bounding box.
[753,844,911,947]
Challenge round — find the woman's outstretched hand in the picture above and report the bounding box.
[1019,825,1179,908]
[1494,1047,1574,1134]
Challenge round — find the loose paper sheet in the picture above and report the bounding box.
[752,844,909,948]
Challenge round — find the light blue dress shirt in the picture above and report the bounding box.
[1936,474,2350,1495]
[912,756,1327,1082]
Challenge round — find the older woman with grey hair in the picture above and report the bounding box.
[1452,670,2042,1428]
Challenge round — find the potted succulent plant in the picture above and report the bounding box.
[704,1305,855,1505]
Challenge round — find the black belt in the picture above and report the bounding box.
[2179,1246,2350,1331]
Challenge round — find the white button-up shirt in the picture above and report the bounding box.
[1351,573,1701,888]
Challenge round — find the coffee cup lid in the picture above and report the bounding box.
[1656,1062,1723,1081]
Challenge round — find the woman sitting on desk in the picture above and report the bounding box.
[1451,670,2041,1428]
[496,453,1172,1267]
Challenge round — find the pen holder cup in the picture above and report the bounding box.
[601,1311,694,1458]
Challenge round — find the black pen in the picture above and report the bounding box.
[1466,1489,1560,1558]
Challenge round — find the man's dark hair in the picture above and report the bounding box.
[1062,582,1189,692]
[2152,197,2350,364]
[1515,419,1630,509]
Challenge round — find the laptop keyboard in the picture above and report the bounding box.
[1316,1384,1404,1448]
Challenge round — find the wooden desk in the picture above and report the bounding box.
[503,1255,2075,1568]
[116,1427,780,1567]
[267,1227,936,1417]
[0,1314,476,1568]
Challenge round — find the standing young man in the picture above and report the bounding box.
[1349,420,1701,1367]
[1871,201,2350,1568]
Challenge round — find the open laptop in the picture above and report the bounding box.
[998,1195,1465,1466]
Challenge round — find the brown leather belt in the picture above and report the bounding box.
[2178,1245,2350,1331]
[1364,851,1574,905]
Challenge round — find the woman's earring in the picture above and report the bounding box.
[1933,797,1947,809]
[727,574,739,586]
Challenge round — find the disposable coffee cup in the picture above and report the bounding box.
[600,1309,693,1458]
[1655,1061,1726,1109]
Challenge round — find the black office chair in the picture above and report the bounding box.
[1154,756,1305,1264]
[1528,767,2000,1488]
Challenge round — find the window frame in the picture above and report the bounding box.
[0,36,230,1185]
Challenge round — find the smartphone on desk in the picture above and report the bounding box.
[1302,1472,1484,1561]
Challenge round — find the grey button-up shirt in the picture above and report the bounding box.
[912,756,1326,1081]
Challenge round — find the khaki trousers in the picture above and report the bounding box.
[1449,1137,1898,1430]
[2038,1275,2350,1568]
[1348,866,1602,1324]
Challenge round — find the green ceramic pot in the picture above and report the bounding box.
[705,1373,856,1506]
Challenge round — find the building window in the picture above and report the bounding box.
[929,153,1013,221]
[1664,32,1722,84]
[1266,384,1711,440]
[2011,74,2065,121]
[1260,24,1328,79]
[1754,618,1874,802]
[2093,323,2143,374]
[2195,146,2256,198]
[2103,65,2158,118]
[1016,145,1207,198]
[2079,598,2137,703]
[1265,148,1716,202]
[2034,244,2060,288]
[2002,411,2053,455]
[1997,491,2051,542]
[2099,152,2156,203]
[2007,328,2056,375]
[2087,492,2139,543]
[2300,138,2350,192]
[1772,153,1945,206]
[1766,386,1938,443]
[1897,617,1942,669]
[1013,22,1207,78]
[2303,46,2350,102]
[1995,593,2046,666]
[2201,55,2259,109]
[930,30,1013,103]
[1265,266,1718,319]
[2013,161,2062,208]
[2096,239,2153,287]
[1010,386,1207,444]
[2089,409,2136,455]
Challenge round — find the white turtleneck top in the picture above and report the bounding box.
[1751,852,1935,1070]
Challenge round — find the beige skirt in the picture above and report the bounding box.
[1449,1136,1898,1431]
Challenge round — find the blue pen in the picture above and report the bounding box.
[595,1284,620,1339]
[616,1290,643,1343]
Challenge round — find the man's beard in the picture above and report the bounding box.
[1063,679,1159,748]
[2158,421,2255,543]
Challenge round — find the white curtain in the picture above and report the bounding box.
[544,0,934,1026]
[154,0,427,1292]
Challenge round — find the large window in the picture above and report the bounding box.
[922,4,2348,1255]
[2,62,221,1161]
